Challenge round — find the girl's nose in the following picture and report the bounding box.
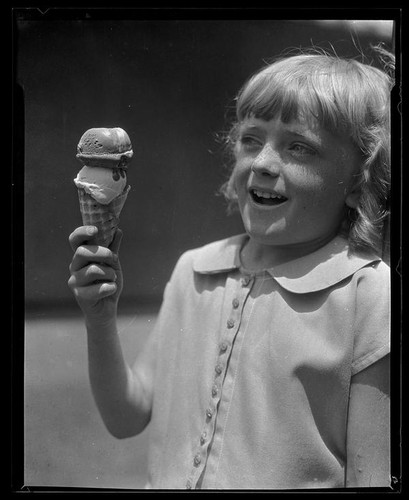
[250,143,281,177]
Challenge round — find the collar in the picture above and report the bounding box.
[192,233,381,293]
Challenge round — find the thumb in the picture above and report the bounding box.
[109,228,123,255]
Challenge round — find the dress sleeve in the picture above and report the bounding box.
[132,250,195,377]
[351,261,391,376]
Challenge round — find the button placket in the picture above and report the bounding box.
[214,274,252,386]
[219,341,228,353]
[198,274,255,488]
[241,275,251,287]
[200,431,207,445]
[187,274,254,489]
[193,453,201,467]
[214,363,223,376]
[187,381,222,487]
[226,318,235,329]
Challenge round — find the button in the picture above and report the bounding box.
[206,408,213,419]
[219,342,228,353]
[200,432,207,445]
[215,364,223,375]
[194,453,201,466]
[227,319,235,329]
[232,298,240,309]
[212,384,219,397]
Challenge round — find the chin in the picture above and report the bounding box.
[244,224,287,246]
[240,206,286,242]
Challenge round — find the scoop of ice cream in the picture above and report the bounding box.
[76,127,133,169]
[74,165,127,205]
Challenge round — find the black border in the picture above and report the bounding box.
[11,6,403,494]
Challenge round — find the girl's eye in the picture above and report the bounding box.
[239,135,262,149]
[289,143,316,157]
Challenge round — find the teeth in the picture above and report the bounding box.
[253,189,284,200]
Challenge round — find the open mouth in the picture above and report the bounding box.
[250,189,287,206]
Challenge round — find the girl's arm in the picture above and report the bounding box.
[345,354,390,487]
[68,226,153,438]
[86,319,153,438]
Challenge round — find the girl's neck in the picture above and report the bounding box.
[240,233,337,272]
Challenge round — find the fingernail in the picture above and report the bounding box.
[86,226,96,235]
[113,253,118,262]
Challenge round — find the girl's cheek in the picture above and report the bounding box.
[285,165,324,192]
[228,164,247,196]
[230,159,242,177]
[230,165,242,190]
[234,155,253,174]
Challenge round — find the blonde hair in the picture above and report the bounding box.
[221,48,394,257]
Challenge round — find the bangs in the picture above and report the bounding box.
[236,55,376,138]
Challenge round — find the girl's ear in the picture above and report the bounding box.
[345,171,362,208]
[345,186,361,209]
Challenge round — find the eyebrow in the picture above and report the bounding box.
[288,130,324,149]
[289,130,321,140]
[239,124,262,132]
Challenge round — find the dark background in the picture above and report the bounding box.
[17,12,395,314]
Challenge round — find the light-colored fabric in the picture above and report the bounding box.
[140,234,390,489]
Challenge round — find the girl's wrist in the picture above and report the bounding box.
[85,315,118,339]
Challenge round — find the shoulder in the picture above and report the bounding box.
[162,234,244,304]
[271,236,387,294]
[351,258,390,374]
[172,234,246,276]
[353,258,390,300]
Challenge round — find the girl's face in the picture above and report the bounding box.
[232,116,361,250]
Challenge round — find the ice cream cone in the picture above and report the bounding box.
[74,127,133,246]
[78,185,130,247]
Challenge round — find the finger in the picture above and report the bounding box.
[69,226,99,252]
[70,244,118,273]
[69,264,117,288]
[72,281,118,302]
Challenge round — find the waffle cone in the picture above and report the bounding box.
[78,185,130,247]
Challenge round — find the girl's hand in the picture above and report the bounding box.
[68,226,123,329]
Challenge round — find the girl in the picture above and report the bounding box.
[68,49,394,489]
